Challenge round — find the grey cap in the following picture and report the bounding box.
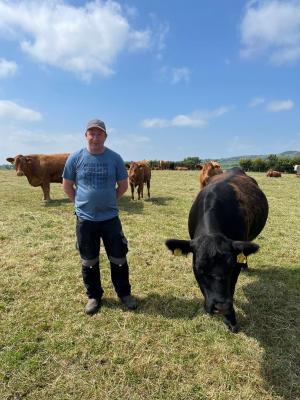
[86,118,106,133]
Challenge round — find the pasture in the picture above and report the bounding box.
[0,169,299,400]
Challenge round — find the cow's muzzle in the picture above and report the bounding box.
[16,171,24,176]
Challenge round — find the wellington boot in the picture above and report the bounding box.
[85,298,101,315]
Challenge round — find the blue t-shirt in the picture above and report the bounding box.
[63,147,128,221]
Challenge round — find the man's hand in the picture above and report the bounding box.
[116,179,128,200]
[63,178,75,202]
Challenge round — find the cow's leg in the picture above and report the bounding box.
[41,182,51,202]
[130,183,134,200]
[141,183,144,199]
[137,184,142,200]
[147,180,150,198]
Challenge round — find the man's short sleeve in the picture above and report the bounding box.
[62,153,77,181]
[116,155,128,181]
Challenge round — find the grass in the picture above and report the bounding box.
[0,170,299,400]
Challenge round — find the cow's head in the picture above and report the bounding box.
[200,161,223,188]
[6,155,33,176]
[166,234,259,314]
[129,162,143,176]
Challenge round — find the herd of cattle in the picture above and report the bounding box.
[5,153,298,332]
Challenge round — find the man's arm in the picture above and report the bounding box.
[63,178,76,202]
[116,178,128,200]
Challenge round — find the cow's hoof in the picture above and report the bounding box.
[225,322,239,333]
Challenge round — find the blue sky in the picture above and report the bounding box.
[0,0,300,164]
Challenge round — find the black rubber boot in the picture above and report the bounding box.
[82,263,103,300]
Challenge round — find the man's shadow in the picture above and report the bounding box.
[237,265,300,400]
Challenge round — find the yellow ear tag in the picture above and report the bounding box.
[174,248,182,256]
[237,253,247,264]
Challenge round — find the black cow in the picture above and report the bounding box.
[166,167,268,332]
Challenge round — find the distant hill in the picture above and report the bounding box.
[216,150,300,168]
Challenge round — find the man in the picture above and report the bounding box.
[62,118,137,315]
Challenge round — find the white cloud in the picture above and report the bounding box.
[0,100,42,121]
[0,58,17,78]
[249,97,265,107]
[1,126,85,164]
[240,1,300,64]
[171,67,190,84]
[149,14,169,58]
[266,99,294,112]
[141,106,233,129]
[0,0,155,79]
[159,66,191,84]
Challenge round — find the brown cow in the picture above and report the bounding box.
[159,160,171,170]
[266,169,281,177]
[128,161,151,200]
[175,166,189,170]
[6,153,69,201]
[199,161,223,189]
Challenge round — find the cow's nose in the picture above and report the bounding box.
[214,301,232,314]
[17,171,24,176]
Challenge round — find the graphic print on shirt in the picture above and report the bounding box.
[83,162,108,189]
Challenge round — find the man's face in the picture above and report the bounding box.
[85,127,107,153]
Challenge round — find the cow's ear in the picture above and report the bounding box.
[165,239,193,256]
[25,157,32,164]
[232,241,259,256]
[6,157,15,164]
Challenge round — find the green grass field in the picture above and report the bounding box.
[0,170,299,400]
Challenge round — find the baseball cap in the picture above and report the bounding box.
[86,119,106,133]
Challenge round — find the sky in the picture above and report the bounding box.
[0,0,300,164]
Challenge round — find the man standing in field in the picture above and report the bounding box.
[62,119,137,315]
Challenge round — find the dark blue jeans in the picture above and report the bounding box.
[76,216,131,299]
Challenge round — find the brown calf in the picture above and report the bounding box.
[175,166,188,170]
[266,169,281,177]
[199,161,223,189]
[128,161,151,200]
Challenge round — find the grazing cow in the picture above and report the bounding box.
[293,165,300,175]
[166,167,268,332]
[159,160,171,170]
[128,161,151,200]
[266,169,281,177]
[200,161,223,189]
[6,153,69,201]
[175,166,188,170]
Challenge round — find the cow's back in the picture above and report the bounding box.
[28,153,69,183]
[189,168,268,241]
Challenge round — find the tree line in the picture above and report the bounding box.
[239,154,300,173]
